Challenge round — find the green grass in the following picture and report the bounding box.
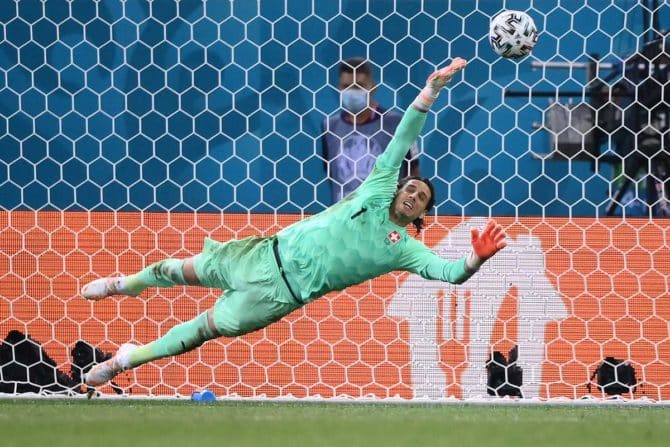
[1,399,669,447]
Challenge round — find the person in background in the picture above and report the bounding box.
[323,57,420,204]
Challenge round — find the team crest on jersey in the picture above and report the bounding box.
[386,230,401,245]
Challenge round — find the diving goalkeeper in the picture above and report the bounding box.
[82,57,507,387]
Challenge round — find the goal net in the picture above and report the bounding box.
[1,0,669,401]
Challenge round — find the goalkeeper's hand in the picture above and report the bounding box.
[466,219,507,271]
[413,57,467,111]
[426,57,467,95]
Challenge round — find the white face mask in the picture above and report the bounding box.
[341,89,369,114]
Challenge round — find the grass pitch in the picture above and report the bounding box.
[1,399,669,447]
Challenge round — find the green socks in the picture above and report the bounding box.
[121,259,188,296]
[117,259,218,369]
[127,312,216,368]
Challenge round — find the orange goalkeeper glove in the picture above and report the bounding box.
[466,219,507,271]
[413,57,467,111]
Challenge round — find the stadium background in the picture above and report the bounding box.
[1,0,670,401]
[4,0,669,216]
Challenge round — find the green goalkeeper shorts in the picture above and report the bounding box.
[193,236,302,337]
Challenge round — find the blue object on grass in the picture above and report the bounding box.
[191,390,216,402]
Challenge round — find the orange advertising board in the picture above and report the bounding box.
[1,211,669,400]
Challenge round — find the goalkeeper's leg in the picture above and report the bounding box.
[83,237,302,387]
[84,308,218,387]
[81,257,201,300]
[84,288,300,387]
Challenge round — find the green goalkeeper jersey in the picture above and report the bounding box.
[276,107,472,303]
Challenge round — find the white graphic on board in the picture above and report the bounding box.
[388,217,568,399]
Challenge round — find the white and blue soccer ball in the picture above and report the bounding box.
[489,10,538,59]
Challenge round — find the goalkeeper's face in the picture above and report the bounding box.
[391,179,432,224]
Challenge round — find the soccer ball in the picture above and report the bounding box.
[489,10,538,59]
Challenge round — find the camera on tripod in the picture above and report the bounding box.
[604,34,670,217]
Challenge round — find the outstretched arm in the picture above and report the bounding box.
[400,218,507,284]
[375,58,467,171]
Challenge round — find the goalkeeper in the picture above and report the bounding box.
[82,57,507,387]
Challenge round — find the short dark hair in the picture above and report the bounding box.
[340,57,374,79]
[397,176,436,234]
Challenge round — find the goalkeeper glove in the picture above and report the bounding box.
[413,57,467,111]
[466,219,507,272]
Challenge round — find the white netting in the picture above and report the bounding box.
[0,0,669,401]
